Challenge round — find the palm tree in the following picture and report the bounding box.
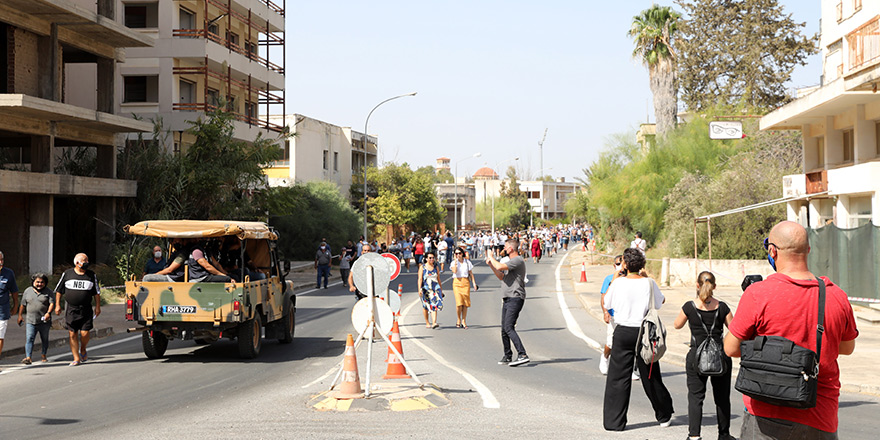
[628,5,681,138]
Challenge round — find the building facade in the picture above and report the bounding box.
[463,167,579,224]
[263,114,377,199]
[0,0,153,273]
[77,0,287,151]
[761,0,880,229]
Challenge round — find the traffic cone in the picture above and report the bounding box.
[331,334,363,399]
[383,321,411,379]
[579,262,588,282]
[396,284,403,318]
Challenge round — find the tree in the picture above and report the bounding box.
[361,163,445,232]
[499,171,532,229]
[675,0,818,111]
[628,5,682,137]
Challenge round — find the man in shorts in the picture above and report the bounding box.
[55,253,101,366]
[0,250,21,365]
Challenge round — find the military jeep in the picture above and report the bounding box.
[123,220,295,359]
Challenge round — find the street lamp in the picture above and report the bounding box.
[531,167,552,227]
[453,152,481,238]
[491,156,519,234]
[362,92,417,239]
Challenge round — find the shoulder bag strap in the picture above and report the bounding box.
[816,278,826,360]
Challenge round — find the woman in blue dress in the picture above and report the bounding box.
[417,253,443,328]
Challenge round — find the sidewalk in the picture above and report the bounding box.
[565,249,880,397]
[1,263,323,364]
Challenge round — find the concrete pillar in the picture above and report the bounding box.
[809,200,823,229]
[837,195,850,228]
[96,57,115,114]
[661,257,670,286]
[30,134,55,173]
[95,198,116,263]
[158,57,174,113]
[825,116,843,168]
[37,24,61,102]
[854,105,876,164]
[802,124,818,170]
[873,193,880,227]
[97,0,114,19]
[28,195,54,273]
[96,143,116,179]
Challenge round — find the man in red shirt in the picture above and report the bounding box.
[724,221,858,439]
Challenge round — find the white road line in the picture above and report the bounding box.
[400,299,501,409]
[555,251,603,351]
[48,334,142,362]
[302,364,341,389]
[295,280,343,296]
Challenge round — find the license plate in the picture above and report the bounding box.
[163,305,197,314]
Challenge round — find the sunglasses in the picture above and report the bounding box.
[763,238,778,251]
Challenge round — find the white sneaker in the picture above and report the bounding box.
[599,355,609,375]
[659,419,672,427]
[632,370,640,381]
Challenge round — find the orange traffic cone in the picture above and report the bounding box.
[331,334,364,399]
[579,262,588,282]
[396,284,403,318]
[383,321,411,379]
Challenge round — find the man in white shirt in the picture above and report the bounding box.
[630,231,647,256]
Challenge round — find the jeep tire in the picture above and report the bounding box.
[238,313,262,359]
[278,306,294,344]
[143,331,168,359]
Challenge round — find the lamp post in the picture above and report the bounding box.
[453,153,481,238]
[531,167,552,227]
[362,92,417,239]
[491,156,519,234]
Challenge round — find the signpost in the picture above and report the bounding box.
[709,121,744,140]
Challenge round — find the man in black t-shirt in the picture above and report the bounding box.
[54,253,101,366]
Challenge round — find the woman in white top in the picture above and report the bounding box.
[602,248,674,432]
[449,246,477,329]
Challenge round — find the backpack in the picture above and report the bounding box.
[636,285,666,376]
[693,303,726,376]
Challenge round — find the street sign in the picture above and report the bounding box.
[381,253,401,281]
[388,288,401,314]
[709,121,744,140]
[351,297,394,335]
[351,253,393,295]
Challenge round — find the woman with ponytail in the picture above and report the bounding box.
[673,271,735,440]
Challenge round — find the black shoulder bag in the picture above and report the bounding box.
[734,278,825,408]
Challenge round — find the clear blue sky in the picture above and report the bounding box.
[286,1,820,182]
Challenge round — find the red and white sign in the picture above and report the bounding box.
[381,253,401,281]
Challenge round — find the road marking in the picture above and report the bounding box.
[48,334,142,362]
[296,280,343,296]
[302,364,340,389]
[400,299,500,409]
[555,251,602,351]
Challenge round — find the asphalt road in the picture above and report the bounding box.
[0,250,877,439]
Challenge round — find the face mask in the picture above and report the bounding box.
[79,262,90,270]
[321,246,326,250]
[767,252,777,272]
[154,251,163,259]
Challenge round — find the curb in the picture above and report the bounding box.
[2,327,115,360]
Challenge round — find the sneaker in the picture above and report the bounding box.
[599,355,609,375]
[498,356,512,365]
[632,370,640,381]
[659,419,672,428]
[509,354,530,367]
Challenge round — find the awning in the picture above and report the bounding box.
[125,220,278,240]
[696,191,830,221]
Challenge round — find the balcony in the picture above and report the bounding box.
[845,15,880,90]
[172,29,284,75]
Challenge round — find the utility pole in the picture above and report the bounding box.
[538,128,548,181]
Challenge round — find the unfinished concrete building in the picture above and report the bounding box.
[0,0,153,275]
[89,0,287,151]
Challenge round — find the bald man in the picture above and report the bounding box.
[724,221,858,438]
[55,253,101,366]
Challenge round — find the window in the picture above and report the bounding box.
[849,195,872,228]
[124,3,158,28]
[854,0,862,12]
[208,23,219,37]
[226,31,239,48]
[843,129,854,162]
[178,7,194,30]
[123,76,158,103]
[179,79,195,104]
[334,152,339,171]
[817,137,825,167]
[206,89,220,108]
[244,102,256,120]
[323,150,329,170]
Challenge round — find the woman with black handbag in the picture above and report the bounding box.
[673,271,735,440]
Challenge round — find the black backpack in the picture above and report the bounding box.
[692,303,726,376]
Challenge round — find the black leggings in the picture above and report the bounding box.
[686,349,732,437]
[603,325,674,431]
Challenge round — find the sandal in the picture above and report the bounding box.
[432,323,439,329]
[456,324,461,328]
[41,355,48,363]
[69,361,80,367]
[21,358,32,365]
[80,352,88,362]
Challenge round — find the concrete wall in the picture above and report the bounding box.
[12,28,40,96]
[662,258,776,288]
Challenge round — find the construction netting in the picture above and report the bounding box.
[808,223,880,302]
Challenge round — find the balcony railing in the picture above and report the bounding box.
[172,102,285,133]
[172,29,284,74]
[847,15,880,73]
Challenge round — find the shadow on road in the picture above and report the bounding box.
[0,415,80,425]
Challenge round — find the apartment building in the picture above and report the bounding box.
[468,167,578,221]
[0,0,153,273]
[263,114,378,199]
[761,0,880,229]
[75,0,287,150]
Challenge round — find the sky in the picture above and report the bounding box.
[285,1,821,182]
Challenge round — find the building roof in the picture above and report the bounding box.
[437,157,450,161]
[473,167,498,179]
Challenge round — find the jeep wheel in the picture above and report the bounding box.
[194,338,210,345]
[238,313,262,359]
[278,307,294,344]
[142,331,168,359]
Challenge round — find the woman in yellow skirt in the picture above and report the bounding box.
[450,247,477,329]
